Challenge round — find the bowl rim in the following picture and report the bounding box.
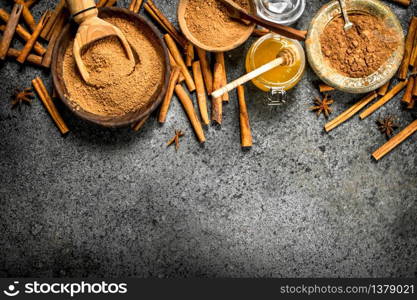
[305,0,405,94]
[51,7,171,128]
[177,0,255,53]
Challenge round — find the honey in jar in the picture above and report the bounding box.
[245,33,305,93]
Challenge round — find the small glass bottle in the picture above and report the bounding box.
[254,0,306,26]
[245,33,305,106]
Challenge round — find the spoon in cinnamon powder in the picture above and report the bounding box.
[338,0,353,31]
[211,45,299,99]
[66,0,135,83]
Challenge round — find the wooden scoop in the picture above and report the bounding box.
[211,45,299,99]
[66,0,135,83]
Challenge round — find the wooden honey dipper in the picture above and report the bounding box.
[211,45,299,99]
[66,0,135,83]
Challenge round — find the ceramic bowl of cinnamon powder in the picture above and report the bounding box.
[306,0,404,94]
[178,0,255,52]
[52,8,170,127]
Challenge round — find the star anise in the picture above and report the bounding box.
[376,116,398,139]
[310,94,334,118]
[12,88,34,109]
[167,130,184,151]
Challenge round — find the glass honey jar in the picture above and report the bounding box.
[254,0,306,26]
[245,33,305,104]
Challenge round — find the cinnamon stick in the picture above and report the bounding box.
[7,47,42,65]
[42,11,57,40]
[0,9,46,56]
[196,47,213,94]
[389,0,411,7]
[410,35,417,68]
[159,67,181,123]
[319,83,335,93]
[410,22,417,67]
[407,98,415,109]
[185,43,194,67]
[25,0,38,7]
[253,27,270,37]
[324,92,377,132]
[105,0,118,7]
[412,60,417,76]
[164,34,195,92]
[17,11,50,64]
[413,76,417,97]
[40,0,65,40]
[212,63,224,125]
[132,114,150,132]
[14,0,36,32]
[128,0,136,11]
[175,84,206,143]
[398,17,417,80]
[168,51,176,66]
[0,4,23,60]
[215,52,229,101]
[411,47,417,69]
[134,0,144,13]
[359,80,409,119]
[128,0,144,13]
[168,51,185,82]
[41,11,67,68]
[237,85,252,148]
[377,79,391,96]
[144,1,187,49]
[32,77,69,135]
[219,0,306,41]
[21,8,35,32]
[402,76,415,104]
[192,61,209,125]
[372,119,417,160]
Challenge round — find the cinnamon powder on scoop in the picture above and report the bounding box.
[185,0,251,48]
[62,17,165,117]
[320,14,400,78]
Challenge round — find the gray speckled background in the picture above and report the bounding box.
[0,0,416,278]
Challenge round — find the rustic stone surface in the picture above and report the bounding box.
[0,0,416,277]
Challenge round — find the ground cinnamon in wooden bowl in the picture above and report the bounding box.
[320,13,400,78]
[178,0,255,52]
[306,0,404,94]
[52,8,170,127]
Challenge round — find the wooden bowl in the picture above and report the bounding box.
[306,0,404,94]
[51,7,170,128]
[178,0,255,52]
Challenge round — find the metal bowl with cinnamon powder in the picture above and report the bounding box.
[52,8,170,127]
[306,0,405,94]
[178,0,255,52]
